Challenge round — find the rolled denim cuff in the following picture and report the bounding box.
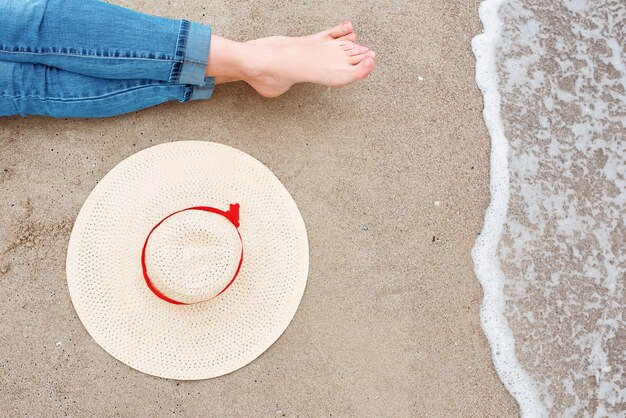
[188,77,215,101]
[177,22,212,86]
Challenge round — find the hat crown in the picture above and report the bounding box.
[144,208,242,304]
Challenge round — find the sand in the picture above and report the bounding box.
[0,0,519,415]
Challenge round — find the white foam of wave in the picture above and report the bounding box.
[470,1,547,416]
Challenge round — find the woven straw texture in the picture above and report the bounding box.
[66,141,309,380]
[145,209,243,304]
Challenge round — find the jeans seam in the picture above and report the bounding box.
[0,83,172,102]
[183,86,193,102]
[168,19,189,83]
[0,49,175,62]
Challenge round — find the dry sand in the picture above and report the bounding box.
[0,0,519,415]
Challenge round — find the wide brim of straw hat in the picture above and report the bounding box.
[66,141,309,380]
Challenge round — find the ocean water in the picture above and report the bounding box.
[472,0,625,417]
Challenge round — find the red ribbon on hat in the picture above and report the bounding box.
[141,203,243,305]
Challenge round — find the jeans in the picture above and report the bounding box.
[0,0,214,118]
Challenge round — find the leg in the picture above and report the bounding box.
[0,0,211,86]
[0,0,375,102]
[0,61,213,118]
[0,0,375,99]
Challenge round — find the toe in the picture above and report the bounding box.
[337,32,357,42]
[353,57,374,79]
[347,45,369,56]
[349,51,372,64]
[330,20,354,38]
[341,41,356,51]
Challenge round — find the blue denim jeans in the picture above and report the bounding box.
[0,0,214,118]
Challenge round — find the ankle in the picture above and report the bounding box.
[205,35,250,81]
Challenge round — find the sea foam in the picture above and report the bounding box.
[472,0,625,416]
[471,1,547,416]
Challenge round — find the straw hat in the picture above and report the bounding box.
[66,141,309,380]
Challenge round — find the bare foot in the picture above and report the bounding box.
[307,20,358,43]
[206,22,375,98]
[255,21,358,46]
[242,24,375,97]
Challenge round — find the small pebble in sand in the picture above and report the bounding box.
[56,342,61,346]
[275,410,283,416]
[362,225,369,231]
[434,201,441,206]
[0,264,9,274]
[418,76,424,81]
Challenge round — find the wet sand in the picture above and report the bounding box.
[0,0,518,415]
[494,0,626,414]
